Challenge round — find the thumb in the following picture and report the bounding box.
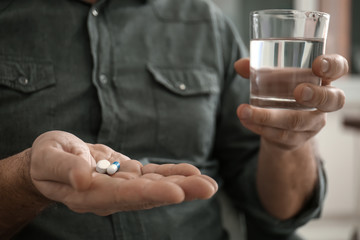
[31,148,92,191]
[68,158,92,191]
[234,58,250,78]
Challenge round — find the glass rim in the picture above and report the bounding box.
[250,9,330,20]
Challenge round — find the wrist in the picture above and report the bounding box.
[0,149,53,238]
[22,148,54,207]
[257,138,318,219]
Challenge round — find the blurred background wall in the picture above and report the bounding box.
[213,0,360,239]
[213,0,358,73]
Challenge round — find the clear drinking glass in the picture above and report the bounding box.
[250,9,330,110]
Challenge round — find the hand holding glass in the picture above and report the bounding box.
[250,9,330,110]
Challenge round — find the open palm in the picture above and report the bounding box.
[30,131,218,216]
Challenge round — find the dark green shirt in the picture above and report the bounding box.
[0,0,325,239]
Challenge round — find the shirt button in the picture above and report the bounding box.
[99,74,108,85]
[92,8,99,16]
[18,76,29,85]
[179,83,186,90]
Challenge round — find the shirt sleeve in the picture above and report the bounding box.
[211,12,327,239]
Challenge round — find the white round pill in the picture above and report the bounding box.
[106,164,118,175]
[96,159,111,174]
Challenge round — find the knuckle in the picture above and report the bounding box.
[37,146,48,158]
[127,160,142,170]
[336,55,349,76]
[278,129,290,142]
[110,151,122,161]
[274,129,302,150]
[317,88,329,107]
[284,135,301,150]
[325,54,348,79]
[318,88,345,112]
[288,114,304,130]
[257,111,271,125]
[92,143,109,152]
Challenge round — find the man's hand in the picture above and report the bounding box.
[234,54,347,151]
[233,54,348,219]
[30,131,218,216]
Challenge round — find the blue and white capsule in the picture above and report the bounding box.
[106,161,120,175]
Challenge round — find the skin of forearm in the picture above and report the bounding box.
[0,149,52,239]
[256,138,318,220]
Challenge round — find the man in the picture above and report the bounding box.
[0,0,348,239]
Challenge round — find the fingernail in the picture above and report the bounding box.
[240,107,252,119]
[302,87,314,101]
[321,59,330,73]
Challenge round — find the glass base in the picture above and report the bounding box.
[250,97,316,111]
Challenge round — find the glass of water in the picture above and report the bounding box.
[250,9,330,110]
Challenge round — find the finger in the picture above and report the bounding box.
[157,174,218,194]
[141,163,159,174]
[141,173,164,181]
[237,104,326,131]
[117,160,142,175]
[235,119,318,150]
[177,175,216,201]
[120,179,186,206]
[312,54,349,84]
[167,163,201,176]
[31,147,92,191]
[234,58,250,78]
[159,175,186,183]
[142,163,200,176]
[198,175,219,192]
[88,144,131,163]
[112,172,139,180]
[294,83,345,112]
[61,177,186,213]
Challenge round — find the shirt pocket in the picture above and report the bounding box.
[0,56,56,157]
[0,56,55,93]
[147,64,220,161]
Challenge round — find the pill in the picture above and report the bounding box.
[106,161,120,175]
[96,159,111,174]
